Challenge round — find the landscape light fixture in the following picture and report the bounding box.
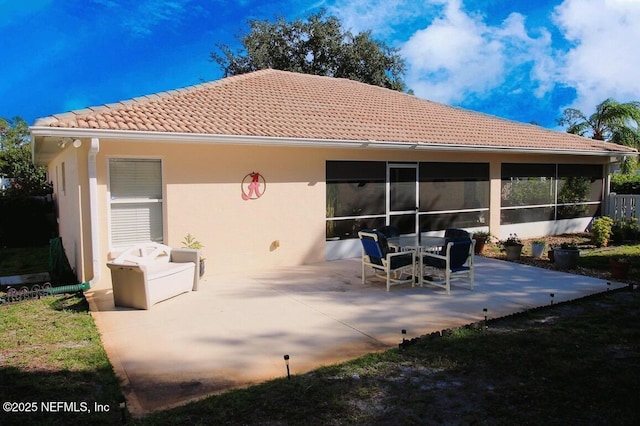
[118,396,127,422]
[399,329,408,350]
[550,293,555,305]
[284,354,290,379]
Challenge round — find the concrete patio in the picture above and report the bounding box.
[87,256,623,416]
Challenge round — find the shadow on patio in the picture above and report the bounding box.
[88,256,619,415]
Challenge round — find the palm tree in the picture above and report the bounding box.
[558,98,640,173]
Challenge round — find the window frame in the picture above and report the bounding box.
[326,160,491,239]
[500,163,603,224]
[107,157,165,251]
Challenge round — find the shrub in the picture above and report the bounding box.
[0,195,56,247]
[591,216,613,247]
[611,173,640,194]
[612,218,640,243]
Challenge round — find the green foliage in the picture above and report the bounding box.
[503,177,553,206]
[557,98,640,176]
[557,176,590,218]
[0,245,49,275]
[557,176,589,203]
[500,233,522,247]
[0,116,52,196]
[559,241,579,250]
[472,230,491,238]
[611,173,640,194]
[0,196,56,247]
[611,218,640,243]
[557,98,640,146]
[181,233,204,250]
[0,295,124,425]
[579,243,640,270]
[0,116,29,150]
[211,10,407,91]
[591,216,613,247]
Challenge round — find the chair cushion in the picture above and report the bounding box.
[444,228,471,239]
[449,240,471,268]
[359,230,392,263]
[374,231,391,255]
[389,252,413,270]
[422,255,445,269]
[424,239,471,269]
[377,226,400,238]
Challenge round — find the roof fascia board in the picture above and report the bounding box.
[29,126,636,158]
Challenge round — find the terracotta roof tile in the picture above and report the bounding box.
[33,69,637,154]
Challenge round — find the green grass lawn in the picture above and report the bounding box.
[580,243,640,269]
[2,240,640,425]
[5,290,638,425]
[0,295,124,425]
[0,245,50,276]
[140,288,640,425]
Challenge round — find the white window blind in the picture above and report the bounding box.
[109,159,163,248]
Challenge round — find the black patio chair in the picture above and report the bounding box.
[358,230,416,292]
[419,238,475,295]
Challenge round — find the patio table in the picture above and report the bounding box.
[387,235,446,253]
[387,235,446,284]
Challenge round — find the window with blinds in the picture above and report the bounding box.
[109,158,163,248]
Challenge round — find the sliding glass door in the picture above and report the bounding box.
[388,163,419,235]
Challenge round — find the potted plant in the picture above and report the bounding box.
[500,233,523,260]
[554,241,579,269]
[472,231,491,255]
[182,233,206,278]
[609,257,631,280]
[531,239,546,258]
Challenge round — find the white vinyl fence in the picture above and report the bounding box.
[607,194,640,221]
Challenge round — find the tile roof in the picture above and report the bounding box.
[33,69,636,154]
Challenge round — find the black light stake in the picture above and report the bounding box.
[483,308,488,330]
[284,354,290,379]
[550,293,555,305]
[118,395,127,423]
[399,329,408,350]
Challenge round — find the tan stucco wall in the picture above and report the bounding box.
[94,141,332,288]
[46,143,91,282]
[59,138,608,289]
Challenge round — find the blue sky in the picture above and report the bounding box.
[1,0,639,129]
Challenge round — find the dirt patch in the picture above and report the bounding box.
[480,232,640,287]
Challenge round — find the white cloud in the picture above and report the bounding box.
[399,0,553,104]
[328,0,441,40]
[327,0,639,122]
[91,0,194,37]
[553,0,640,113]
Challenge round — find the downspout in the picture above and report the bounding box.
[88,138,101,286]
